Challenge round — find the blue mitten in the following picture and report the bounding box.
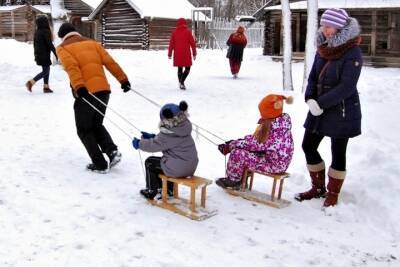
[132,137,140,150]
[141,131,156,139]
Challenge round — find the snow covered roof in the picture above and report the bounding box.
[265,0,400,10]
[0,5,24,12]
[89,0,207,20]
[33,5,51,14]
[80,0,102,9]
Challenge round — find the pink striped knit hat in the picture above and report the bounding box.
[320,8,349,29]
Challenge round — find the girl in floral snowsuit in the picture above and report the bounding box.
[216,94,294,189]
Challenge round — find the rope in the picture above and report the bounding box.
[89,93,141,133]
[129,88,226,144]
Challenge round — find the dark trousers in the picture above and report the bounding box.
[33,65,50,84]
[74,92,117,169]
[229,59,241,75]
[178,67,191,84]
[144,156,173,192]
[302,130,349,171]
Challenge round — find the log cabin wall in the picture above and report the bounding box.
[64,0,92,16]
[0,6,42,42]
[147,19,191,50]
[98,0,146,49]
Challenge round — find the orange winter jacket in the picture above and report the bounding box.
[56,32,128,95]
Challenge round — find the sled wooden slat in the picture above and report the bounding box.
[148,174,217,221]
[225,170,291,209]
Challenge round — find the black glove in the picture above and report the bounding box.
[76,87,89,99]
[121,81,131,93]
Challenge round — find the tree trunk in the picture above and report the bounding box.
[302,0,318,92]
[281,0,293,91]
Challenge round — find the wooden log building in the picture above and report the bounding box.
[0,0,100,42]
[258,0,400,67]
[0,2,50,42]
[88,0,205,50]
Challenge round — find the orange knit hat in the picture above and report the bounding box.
[258,94,293,120]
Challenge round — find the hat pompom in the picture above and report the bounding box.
[285,96,294,104]
[162,108,174,119]
[179,101,188,111]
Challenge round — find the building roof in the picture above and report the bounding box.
[89,0,206,20]
[0,4,50,13]
[0,5,24,11]
[265,0,400,11]
[33,5,51,14]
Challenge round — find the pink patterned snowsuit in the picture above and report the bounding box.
[226,113,294,181]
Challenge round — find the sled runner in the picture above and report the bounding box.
[225,169,291,208]
[148,174,217,221]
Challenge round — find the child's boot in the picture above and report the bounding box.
[323,168,345,207]
[295,161,326,201]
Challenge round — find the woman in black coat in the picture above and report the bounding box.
[25,15,57,93]
[295,8,363,207]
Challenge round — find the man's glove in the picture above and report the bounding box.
[141,131,156,139]
[132,137,140,150]
[307,99,324,116]
[76,87,89,99]
[121,81,131,93]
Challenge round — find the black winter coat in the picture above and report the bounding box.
[34,16,56,66]
[226,33,247,62]
[304,46,363,138]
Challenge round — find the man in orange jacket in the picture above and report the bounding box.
[56,23,131,173]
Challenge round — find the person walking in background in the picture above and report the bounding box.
[226,26,247,79]
[56,23,132,173]
[168,18,197,90]
[25,15,57,93]
[295,8,363,207]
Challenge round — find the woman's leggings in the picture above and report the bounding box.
[33,65,50,84]
[302,130,349,171]
[178,67,191,84]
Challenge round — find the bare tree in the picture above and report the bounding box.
[281,0,293,91]
[302,0,318,92]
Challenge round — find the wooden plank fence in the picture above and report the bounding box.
[208,17,264,49]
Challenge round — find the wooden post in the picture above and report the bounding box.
[11,11,15,39]
[371,10,377,56]
[296,13,301,52]
[388,12,392,50]
[201,186,206,208]
[278,179,285,200]
[162,179,167,203]
[271,179,277,201]
[241,169,248,191]
[173,183,179,198]
[190,187,196,212]
[249,172,254,191]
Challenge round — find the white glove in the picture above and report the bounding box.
[307,99,324,116]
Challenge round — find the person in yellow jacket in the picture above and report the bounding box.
[56,23,131,173]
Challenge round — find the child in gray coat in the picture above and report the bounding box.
[132,101,199,200]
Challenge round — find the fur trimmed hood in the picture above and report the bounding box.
[159,111,191,135]
[317,17,361,48]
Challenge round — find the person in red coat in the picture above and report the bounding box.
[226,26,247,78]
[168,18,197,90]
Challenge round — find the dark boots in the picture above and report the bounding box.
[323,168,345,207]
[295,162,326,201]
[43,84,53,93]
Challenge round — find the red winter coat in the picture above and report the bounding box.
[168,18,197,67]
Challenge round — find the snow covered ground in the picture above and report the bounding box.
[0,39,399,267]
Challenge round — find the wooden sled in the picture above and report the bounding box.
[148,174,217,221]
[225,169,291,209]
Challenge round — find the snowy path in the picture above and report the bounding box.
[0,40,399,267]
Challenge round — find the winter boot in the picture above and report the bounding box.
[323,168,345,207]
[216,177,241,190]
[140,188,158,200]
[108,150,122,168]
[25,79,35,92]
[43,84,53,93]
[295,161,326,201]
[86,163,109,174]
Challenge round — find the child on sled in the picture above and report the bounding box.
[132,101,199,200]
[216,94,294,189]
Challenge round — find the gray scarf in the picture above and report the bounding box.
[317,17,361,48]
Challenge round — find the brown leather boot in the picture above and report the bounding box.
[25,79,35,92]
[323,168,345,207]
[295,161,326,201]
[43,84,53,93]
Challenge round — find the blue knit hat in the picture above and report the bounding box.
[160,101,188,119]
